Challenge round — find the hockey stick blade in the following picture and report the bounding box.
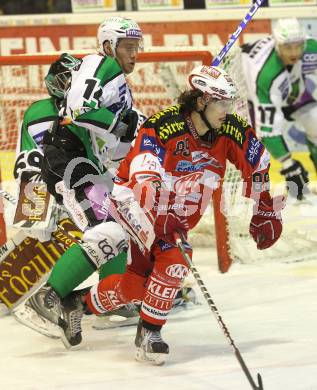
[212,0,264,66]
[174,232,264,390]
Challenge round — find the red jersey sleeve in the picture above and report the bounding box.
[222,113,271,199]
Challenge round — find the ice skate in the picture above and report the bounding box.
[58,291,84,349]
[93,303,140,330]
[13,285,61,339]
[135,319,169,366]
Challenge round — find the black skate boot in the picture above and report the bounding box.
[58,291,85,349]
[135,319,169,365]
[43,286,61,310]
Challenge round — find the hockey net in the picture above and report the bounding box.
[1,48,317,272]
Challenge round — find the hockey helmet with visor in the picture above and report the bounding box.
[188,65,237,111]
[98,16,143,57]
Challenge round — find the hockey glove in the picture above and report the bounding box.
[154,211,189,241]
[133,177,190,242]
[249,192,285,250]
[280,159,308,200]
[120,109,146,143]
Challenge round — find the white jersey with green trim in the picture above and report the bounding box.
[241,36,317,139]
[65,53,133,166]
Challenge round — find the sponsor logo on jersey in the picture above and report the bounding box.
[174,172,202,195]
[158,240,174,251]
[148,105,181,124]
[246,37,272,59]
[140,135,166,163]
[302,52,317,73]
[158,120,185,142]
[218,119,245,147]
[99,290,121,311]
[303,53,317,62]
[246,133,263,167]
[232,113,249,128]
[191,150,210,162]
[166,264,188,279]
[176,160,213,172]
[142,302,170,318]
[147,280,179,299]
[278,78,289,101]
[140,153,160,171]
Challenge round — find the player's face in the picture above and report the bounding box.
[116,38,141,74]
[277,42,305,65]
[205,99,234,129]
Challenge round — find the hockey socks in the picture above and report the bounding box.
[48,244,96,298]
[99,252,127,279]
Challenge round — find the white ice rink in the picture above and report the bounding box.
[0,247,316,390]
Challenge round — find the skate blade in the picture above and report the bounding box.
[13,305,60,339]
[92,314,139,330]
[135,348,166,366]
[59,331,82,350]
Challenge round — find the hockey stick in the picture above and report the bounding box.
[212,0,264,66]
[174,232,263,390]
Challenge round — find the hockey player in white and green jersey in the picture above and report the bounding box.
[241,18,317,200]
[39,17,146,347]
[12,53,134,334]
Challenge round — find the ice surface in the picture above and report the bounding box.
[0,248,316,390]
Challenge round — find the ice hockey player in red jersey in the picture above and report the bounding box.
[58,65,284,364]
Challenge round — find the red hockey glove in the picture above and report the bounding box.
[133,177,190,240]
[154,211,189,239]
[249,192,285,250]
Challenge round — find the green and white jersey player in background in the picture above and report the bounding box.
[241,18,317,200]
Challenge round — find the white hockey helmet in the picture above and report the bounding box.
[98,16,143,56]
[273,18,306,45]
[188,65,237,101]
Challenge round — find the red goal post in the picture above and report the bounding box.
[0,49,232,272]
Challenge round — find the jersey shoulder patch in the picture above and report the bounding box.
[217,113,250,148]
[143,105,187,144]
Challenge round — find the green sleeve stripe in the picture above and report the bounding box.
[260,126,273,133]
[305,39,317,53]
[256,49,284,103]
[28,115,57,126]
[75,107,114,129]
[94,57,122,86]
[20,127,37,152]
[262,135,289,159]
